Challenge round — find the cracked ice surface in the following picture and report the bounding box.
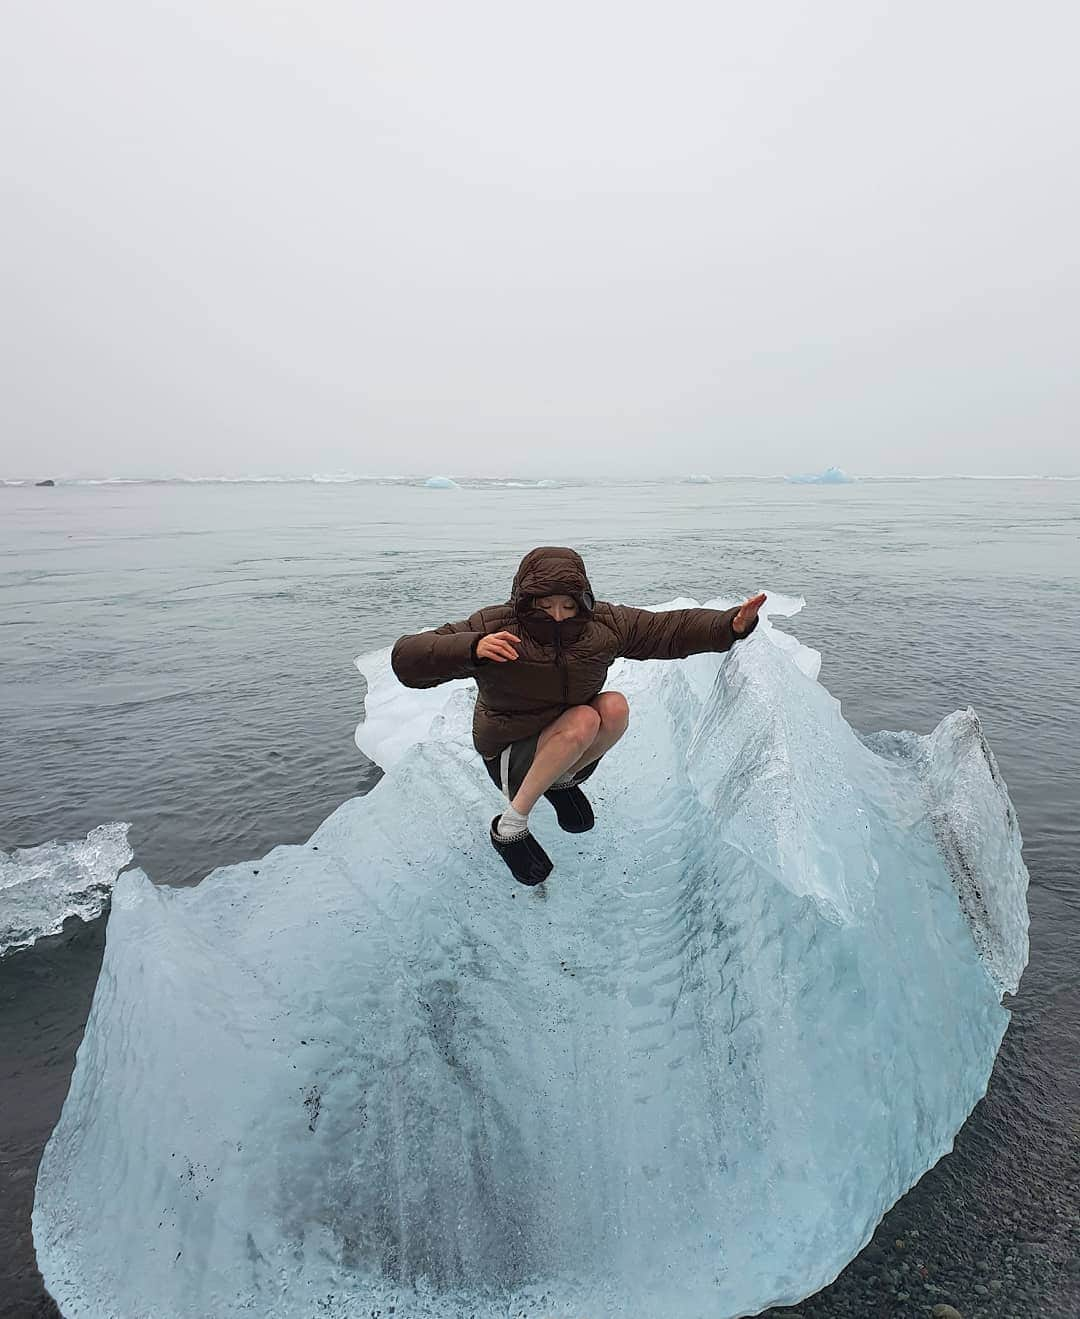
[33,597,1028,1319]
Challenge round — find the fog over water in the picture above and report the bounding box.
[3,1,1079,481]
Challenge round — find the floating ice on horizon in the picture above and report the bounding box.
[424,475,459,489]
[536,478,559,487]
[684,473,713,483]
[1,823,132,956]
[34,599,1028,1319]
[786,466,854,485]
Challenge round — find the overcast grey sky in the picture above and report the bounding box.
[2,1,1077,479]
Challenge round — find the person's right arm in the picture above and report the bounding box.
[391,611,520,688]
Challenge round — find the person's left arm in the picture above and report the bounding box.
[612,593,766,661]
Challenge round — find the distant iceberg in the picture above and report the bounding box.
[34,598,1027,1319]
[424,475,459,489]
[785,466,854,485]
[684,473,713,484]
[1,823,131,956]
[536,479,560,488]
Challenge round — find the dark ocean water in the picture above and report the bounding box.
[1,478,1078,1317]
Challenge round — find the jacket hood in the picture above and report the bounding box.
[510,546,595,615]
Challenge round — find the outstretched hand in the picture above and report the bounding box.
[733,592,767,636]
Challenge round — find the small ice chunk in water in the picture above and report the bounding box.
[423,475,459,488]
[785,466,854,484]
[1,822,132,956]
[34,597,1028,1319]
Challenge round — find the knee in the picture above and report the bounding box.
[564,704,602,747]
[595,690,630,730]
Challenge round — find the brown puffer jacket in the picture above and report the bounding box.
[391,546,757,759]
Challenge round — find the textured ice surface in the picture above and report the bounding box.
[34,598,1028,1319]
[1,822,131,956]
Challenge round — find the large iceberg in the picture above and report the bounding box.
[33,596,1028,1319]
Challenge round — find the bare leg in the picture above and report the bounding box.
[509,706,601,816]
[565,691,630,778]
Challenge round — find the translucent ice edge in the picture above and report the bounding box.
[1,822,132,956]
[34,595,1028,1319]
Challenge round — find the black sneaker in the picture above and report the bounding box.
[543,784,594,833]
[490,816,553,886]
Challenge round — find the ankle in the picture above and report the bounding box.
[496,805,530,838]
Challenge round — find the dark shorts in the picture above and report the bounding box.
[482,735,601,800]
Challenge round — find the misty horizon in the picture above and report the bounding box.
[3,2,1078,480]
[5,468,1080,486]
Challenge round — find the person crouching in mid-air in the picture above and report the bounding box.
[391,546,765,886]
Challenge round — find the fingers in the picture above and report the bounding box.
[737,593,766,619]
[489,631,520,661]
[733,593,766,635]
[478,631,521,662]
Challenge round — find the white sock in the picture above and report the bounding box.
[496,805,530,839]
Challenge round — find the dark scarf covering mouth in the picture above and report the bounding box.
[518,608,588,646]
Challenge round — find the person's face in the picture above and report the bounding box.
[534,593,578,622]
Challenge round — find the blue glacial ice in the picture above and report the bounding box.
[1,822,132,956]
[32,596,1028,1319]
[785,466,854,485]
[423,475,459,488]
